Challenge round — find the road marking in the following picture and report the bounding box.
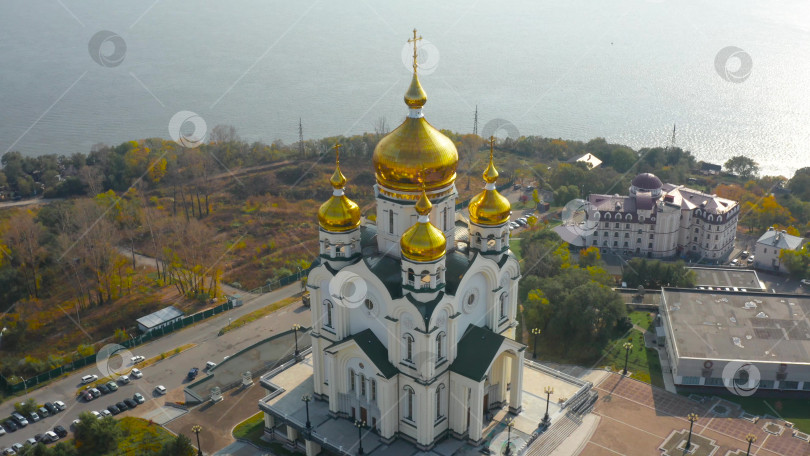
[586,441,627,455]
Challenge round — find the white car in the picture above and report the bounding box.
[118,375,130,384]
[154,385,167,395]
[90,411,101,419]
[130,355,145,364]
[205,361,217,370]
[130,368,142,379]
[730,258,739,266]
[53,401,66,411]
[99,409,111,418]
[81,374,98,384]
[43,431,58,443]
[0,427,5,436]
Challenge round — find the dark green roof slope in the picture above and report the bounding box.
[445,250,472,296]
[450,325,505,381]
[349,329,399,379]
[406,291,445,327]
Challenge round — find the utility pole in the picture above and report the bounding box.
[473,105,478,136]
[298,118,305,157]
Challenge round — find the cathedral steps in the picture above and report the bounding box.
[522,415,582,456]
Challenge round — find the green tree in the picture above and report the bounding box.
[74,412,123,455]
[780,245,810,278]
[788,167,810,201]
[622,258,696,288]
[158,433,196,456]
[553,185,579,206]
[724,155,759,178]
[14,397,38,415]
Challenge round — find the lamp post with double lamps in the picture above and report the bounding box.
[685,413,699,451]
[302,394,312,430]
[531,328,541,359]
[503,417,514,456]
[622,342,633,375]
[292,324,301,358]
[542,385,554,427]
[191,425,203,456]
[354,420,366,455]
[744,433,757,456]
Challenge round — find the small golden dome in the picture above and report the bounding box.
[469,137,511,226]
[404,73,427,108]
[401,186,446,262]
[318,145,361,232]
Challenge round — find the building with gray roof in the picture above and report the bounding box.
[753,226,805,274]
[136,306,184,333]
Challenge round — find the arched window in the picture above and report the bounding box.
[404,386,415,420]
[605,213,611,220]
[499,292,508,319]
[407,268,415,286]
[616,213,622,220]
[420,270,431,287]
[403,334,414,362]
[487,234,496,249]
[475,232,482,246]
[323,300,334,328]
[371,379,377,401]
[323,239,330,254]
[360,374,366,396]
[626,214,633,221]
[335,244,345,257]
[436,384,446,420]
[436,332,446,361]
[349,369,355,391]
[436,268,443,283]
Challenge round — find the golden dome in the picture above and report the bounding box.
[469,137,511,226]
[318,145,361,232]
[401,186,446,262]
[373,30,458,193]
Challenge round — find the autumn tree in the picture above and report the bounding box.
[3,211,48,298]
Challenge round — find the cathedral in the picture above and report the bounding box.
[306,31,525,449]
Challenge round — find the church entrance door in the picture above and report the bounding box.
[483,394,489,414]
[351,407,356,420]
[360,407,368,423]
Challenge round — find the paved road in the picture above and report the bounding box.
[0,281,310,449]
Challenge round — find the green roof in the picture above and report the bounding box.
[349,329,399,379]
[445,250,472,295]
[450,325,506,381]
[406,292,445,327]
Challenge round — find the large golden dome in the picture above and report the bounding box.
[469,138,511,226]
[373,61,458,193]
[318,146,361,232]
[401,186,446,262]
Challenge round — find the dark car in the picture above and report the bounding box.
[116,401,128,412]
[44,402,58,415]
[3,420,17,432]
[123,398,137,409]
[97,384,110,395]
[187,367,199,380]
[33,434,43,443]
[106,405,120,415]
[53,425,67,438]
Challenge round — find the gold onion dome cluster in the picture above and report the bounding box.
[468,139,511,226]
[400,186,447,262]
[372,69,458,193]
[318,146,361,232]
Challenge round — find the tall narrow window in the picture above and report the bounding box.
[404,386,414,420]
[442,208,448,231]
[436,384,445,419]
[360,374,366,396]
[436,332,445,361]
[371,380,377,401]
[324,300,333,328]
[407,268,415,286]
[389,210,394,234]
[349,369,355,391]
[499,292,508,319]
[403,334,414,362]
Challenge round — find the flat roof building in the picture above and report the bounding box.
[136,306,184,333]
[660,288,810,393]
[686,267,765,292]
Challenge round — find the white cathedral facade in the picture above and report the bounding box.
[305,36,524,449]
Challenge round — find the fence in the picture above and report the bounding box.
[236,263,317,295]
[0,300,235,395]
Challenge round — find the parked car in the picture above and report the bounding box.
[133,393,145,404]
[4,420,18,432]
[10,413,28,427]
[130,355,145,364]
[53,401,66,411]
[11,444,23,453]
[123,398,137,409]
[43,403,57,415]
[97,384,110,395]
[53,425,67,438]
[130,368,143,379]
[205,361,217,370]
[801,279,810,287]
[33,434,43,443]
[187,368,199,380]
[42,431,58,443]
[24,438,36,446]
[81,374,98,384]
[154,385,166,395]
[90,411,101,419]
[0,426,4,436]
[118,375,130,384]
[747,255,755,264]
[730,258,739,266]
[2,448,15,455]
[83,391,94,401]
[107,405,120,415]
[27,412,40,423]
[99,409,111,418]
[37,406,49,418]
[71,419,80,428]
[106,381,118,391]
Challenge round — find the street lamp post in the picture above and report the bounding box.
[302,394,312,430]
[191,424,202,456]
[354,420,365,455]
[504,417,514,456]
[292,324,301,358]
[622,342,633,376]
[531,328,540,359]
[542,385,554,427]
[745,433,756,456]
[685,413,699,451]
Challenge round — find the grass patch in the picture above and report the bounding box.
[509,239,523,261]
[219,295,300,335]
[234,411,300,455]
[628,310,655,329]
[118,416,176,454]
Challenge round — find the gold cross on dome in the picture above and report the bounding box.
[488,136,496,160]
[333,143,341,164]
[408,28,422,71]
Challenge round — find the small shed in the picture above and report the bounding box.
[136,306,184,333]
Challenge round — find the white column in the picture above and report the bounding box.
[287,426,299,442]
[378,379,397,440]
[305,439,321,456]
[311,337,323,396]
[265,413,275,428]
[469,382,485,442]
[509,351,524,413]
[327,353,339,413]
